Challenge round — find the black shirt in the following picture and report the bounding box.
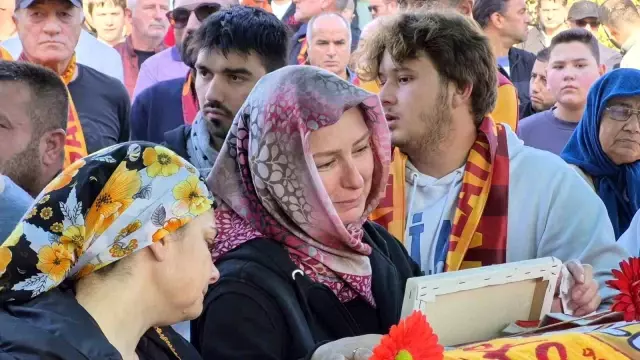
[68,64,131,154]
[135,49,156,68]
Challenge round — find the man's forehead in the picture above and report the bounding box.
[196,48,262,72]
[312,16,349,34]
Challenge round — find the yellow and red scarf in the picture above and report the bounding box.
[297,37,308,65]
[370,117,509,271]
[181,71,198,125]
[1,50,89,168]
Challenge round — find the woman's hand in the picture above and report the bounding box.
[310,334,382,360]
[551,260,601,316]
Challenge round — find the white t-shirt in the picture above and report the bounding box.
[1,30,124,83]
[271,0,291,19]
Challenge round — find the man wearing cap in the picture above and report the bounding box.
[567,0,622,71]
[4,0,130,168]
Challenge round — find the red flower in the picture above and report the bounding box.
[606,257,640,322]
[370,311,444,360]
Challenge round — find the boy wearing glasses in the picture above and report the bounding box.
[567,0,622,71]
[88,0,127,46]
[519,28,605,155]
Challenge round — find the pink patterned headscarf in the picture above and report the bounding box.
[208,66,391,306]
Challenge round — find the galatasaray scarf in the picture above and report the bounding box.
[4,52,88,168]
[181,71,198,125]
[371,117,509,272]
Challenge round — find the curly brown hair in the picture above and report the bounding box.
[356,9,497,126]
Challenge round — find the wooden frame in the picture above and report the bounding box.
[401,257,562,346]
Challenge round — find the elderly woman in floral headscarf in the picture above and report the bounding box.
[562,69,640,240]
[0,142,218,360]
[191,66,422,360]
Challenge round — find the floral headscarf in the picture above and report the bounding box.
[209,66,390,306]
[0,142,214,303]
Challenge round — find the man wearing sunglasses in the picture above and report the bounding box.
[567,1,622,71]
[367,0,397,19]
[131,0,235,101]
[114,0,170,97]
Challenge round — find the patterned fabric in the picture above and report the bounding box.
[15,53,89,167]
[0,142,214,303]
[561,68,640,239]
[371,118,510,272]
[208,65,391,306]
[181,71,198,125]
[186,112,219,175]
[444,321,640,359]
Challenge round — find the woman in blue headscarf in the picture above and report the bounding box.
[562,68,640,239]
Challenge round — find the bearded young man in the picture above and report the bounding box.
[363,10,629,316]
[2,0,130,168]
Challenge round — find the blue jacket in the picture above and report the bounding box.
[131,77,185,144]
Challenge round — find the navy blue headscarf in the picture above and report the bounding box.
[561,68,640,239]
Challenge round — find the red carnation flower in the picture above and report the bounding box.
[606,257,640,322]
[370,311,444,360]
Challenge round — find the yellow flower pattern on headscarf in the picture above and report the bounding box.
[36,244,73,282]
[85,161,142,240]
[0,142,215,302]
[173,175,213,216]
[143,146,183,178]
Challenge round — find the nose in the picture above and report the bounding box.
[327,43,336,56]
[209,264,220,285]
[205,73,223,104]
[341,160,364,190]
[378,81,397,109]
[42,16,62,36]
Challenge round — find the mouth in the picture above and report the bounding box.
[561,85,579,92]
[335,195,363,208]
[385,113,399,126]
[203,108,230,123]
[530,95,543,104]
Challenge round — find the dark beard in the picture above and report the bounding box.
[1,140,43,197]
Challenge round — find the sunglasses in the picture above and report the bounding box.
[368,5,380,12]
[605,106,640,122]
[166,3,221,29]
[575,19,600,29]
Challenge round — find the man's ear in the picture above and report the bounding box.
[40,129,66,169]
[125,8,133,21]
[599,63,607,76]
[452,83,473,109]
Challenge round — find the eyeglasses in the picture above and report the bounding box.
[166,3,221,29]
[575,19,600,29]
[605,106,640,122]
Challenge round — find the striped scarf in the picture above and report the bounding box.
[297,37,308,65]
[371,117,509,271]
[2,52,89,168]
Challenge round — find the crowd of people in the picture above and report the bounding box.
[1,0,640,358]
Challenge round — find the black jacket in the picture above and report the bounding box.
[191,221,422,360]
[506,47,536,120]
[0,288,200,360]
[162,124,191,160]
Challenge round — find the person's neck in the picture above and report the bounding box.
[340,68,348,81]
[405,122,477,179]
[38,57,79,81]
[272,0,290,4]
[131,31,161,52]
[487,31,511,58]
[76,280,153,360]
[554,104,584,123]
